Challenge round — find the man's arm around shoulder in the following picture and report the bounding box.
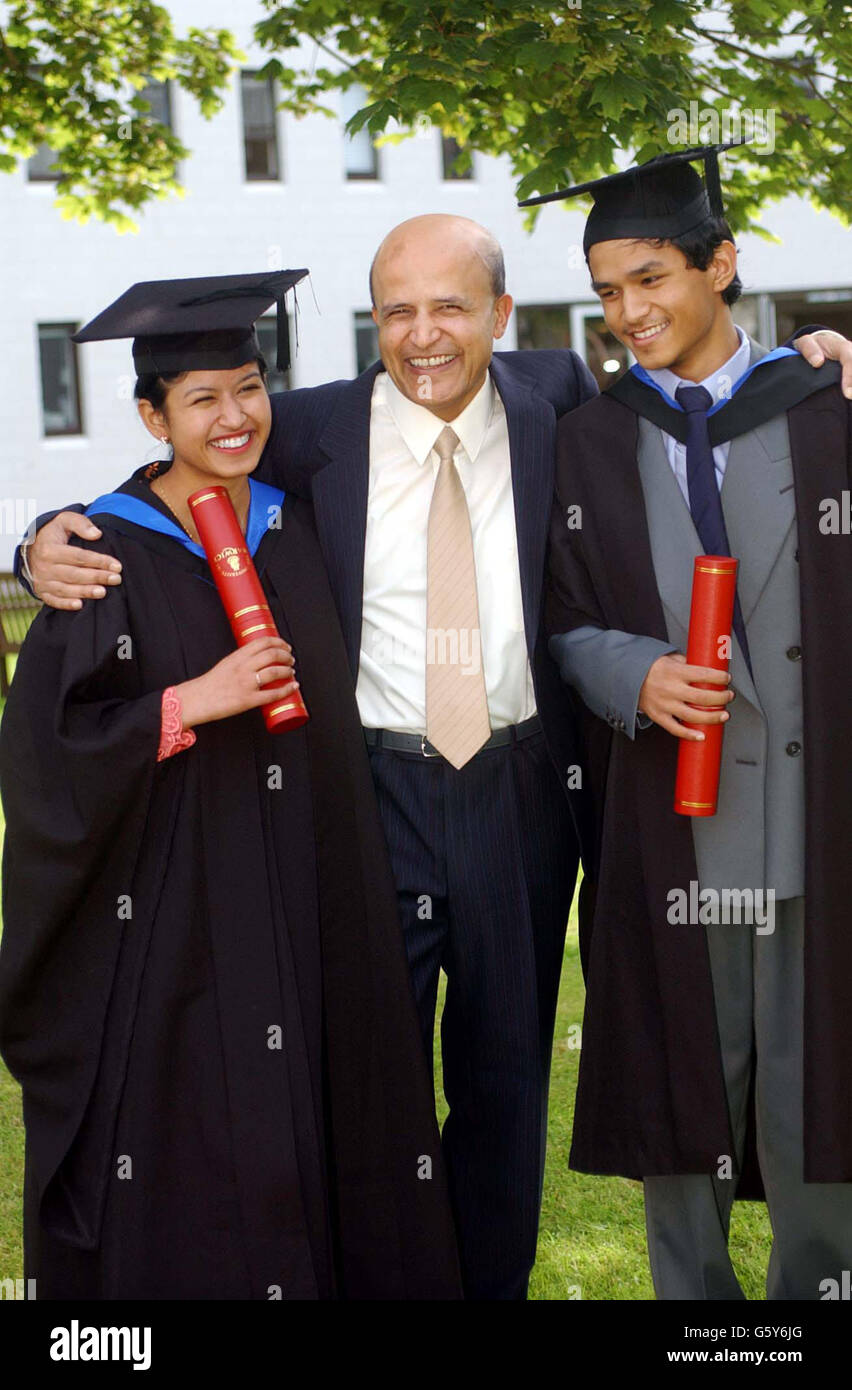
[17,507,121,609]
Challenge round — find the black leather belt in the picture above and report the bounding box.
[364,714,542,760]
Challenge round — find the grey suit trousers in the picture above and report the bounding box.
[644,897,852,1299]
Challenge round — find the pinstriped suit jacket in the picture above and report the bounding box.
[256,349,598,863]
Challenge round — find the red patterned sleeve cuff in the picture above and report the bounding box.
[157,685,197,762]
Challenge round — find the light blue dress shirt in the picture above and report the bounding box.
[642,326,752,506]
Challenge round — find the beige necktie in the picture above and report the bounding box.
[425,425,491,769]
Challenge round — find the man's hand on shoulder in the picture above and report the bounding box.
[792,330,852,398]
[27,512,122,610]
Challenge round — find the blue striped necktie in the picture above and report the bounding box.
[675,383,752,673]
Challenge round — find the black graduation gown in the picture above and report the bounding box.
[545,359,852,1185]
[0,470,461,1300]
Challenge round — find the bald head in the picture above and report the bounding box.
[368,213,513,422]
[370,214,505,307]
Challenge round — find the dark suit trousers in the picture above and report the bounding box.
[367,729,578,1300]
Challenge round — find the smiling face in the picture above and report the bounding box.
[588,237,739,381]
[371,215,513,422]
[137,361,272,486]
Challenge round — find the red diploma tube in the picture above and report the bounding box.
[188,485,309,733]
[674,555,737,817]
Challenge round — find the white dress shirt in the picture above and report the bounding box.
[355,371,537,733]
[644,326,752,504]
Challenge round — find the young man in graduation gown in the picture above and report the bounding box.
[0,273,462,1300]
[14,217,852,1302]
[538,145,852,1298]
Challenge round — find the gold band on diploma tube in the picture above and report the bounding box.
[234,603,271,619]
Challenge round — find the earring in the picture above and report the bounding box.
[159,436,170,444]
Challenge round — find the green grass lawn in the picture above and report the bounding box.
[0,682,25,1282]
[0,734,773,1298]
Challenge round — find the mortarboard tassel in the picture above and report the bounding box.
[275,294,289,373]
[704,148,724,219]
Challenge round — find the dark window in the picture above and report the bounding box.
[343,86,380,180]
[775,288,852,344]
[27,141,61,181]
[354,311,379,375]
[441,135,473,181]
[38,324,83,435]
[26,66,60,181]
[515,303,572,352]
[241,71,280,181]
[137,79,173,130]
[516,303,629,392]
[256,315,291,393]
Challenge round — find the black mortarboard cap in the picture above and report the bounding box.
[518,142,744,253]
[72,269,309,375]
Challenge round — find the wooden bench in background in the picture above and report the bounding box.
[0,573,41,696]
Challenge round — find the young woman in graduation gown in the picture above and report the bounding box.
[0,273,462,1301]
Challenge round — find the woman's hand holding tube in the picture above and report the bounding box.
[175,636,297,727]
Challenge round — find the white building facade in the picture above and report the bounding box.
[1,0,850,566]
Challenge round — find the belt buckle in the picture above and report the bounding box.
[420,733,442,759]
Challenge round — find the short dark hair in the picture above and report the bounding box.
[660,217,742,306]
[134,353,268,411]
[586,217,742,307]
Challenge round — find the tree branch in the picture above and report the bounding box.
[691,27,847,84]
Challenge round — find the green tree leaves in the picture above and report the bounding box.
[2,0,850,233]
[254,0,852,233]
[0,0,240,230]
